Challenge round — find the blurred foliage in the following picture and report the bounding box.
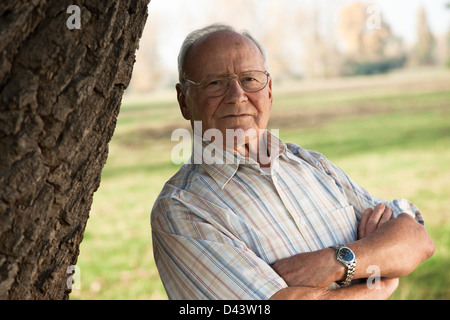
[342,56,407,76]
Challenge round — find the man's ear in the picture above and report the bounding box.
[176,83,192,120]
[267,78,273,111]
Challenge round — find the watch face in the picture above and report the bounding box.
[338,247,354,262]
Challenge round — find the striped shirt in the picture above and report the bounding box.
[151,131,423,300]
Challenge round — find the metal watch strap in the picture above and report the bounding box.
[338,259,356,286]
[329,244,356,286]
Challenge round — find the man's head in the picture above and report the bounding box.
[176,24,273,143]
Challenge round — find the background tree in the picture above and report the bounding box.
[300,1,343,78]
[413,6,436,66]
[0,0,150,299]
[128,14,164,93]
[339,1,400,61]
[338,1,405,75]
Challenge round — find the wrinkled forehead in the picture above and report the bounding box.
[184,31,265,78]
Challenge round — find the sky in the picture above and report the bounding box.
[368,0,448,42]
[148,0,449,40]
[145,0,449,74]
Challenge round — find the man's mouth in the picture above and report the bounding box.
[223,114,252,118]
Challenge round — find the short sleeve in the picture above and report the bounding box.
[151,196,287,300]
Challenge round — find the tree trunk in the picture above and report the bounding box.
[0,0,150,299]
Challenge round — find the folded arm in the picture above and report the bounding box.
[270,278,400,300]
[270,204,434,299]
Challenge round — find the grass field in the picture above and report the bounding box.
[71,67,450,300]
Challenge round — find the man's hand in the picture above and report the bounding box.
[271,248,343,288]
[357,203,399,296]
[358,203,393,239]
[351,210,434,279]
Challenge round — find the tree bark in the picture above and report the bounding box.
[0,0,150,299]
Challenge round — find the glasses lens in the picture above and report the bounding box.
[239,71,268,92]
[201,75,230,97]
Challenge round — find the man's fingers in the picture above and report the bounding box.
[358,203,393,239]
[365,203,385,235]
[378,207,393,226]
[358,208,372,239]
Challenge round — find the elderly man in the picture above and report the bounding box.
[151,24,434,300]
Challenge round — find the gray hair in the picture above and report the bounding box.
[177,23,269,83]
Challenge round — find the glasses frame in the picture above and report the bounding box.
[183,70,270,98]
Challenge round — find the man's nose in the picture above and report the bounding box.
[224,78,247,103]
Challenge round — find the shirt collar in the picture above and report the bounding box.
[189,130,287,189]
[284,142,327,172]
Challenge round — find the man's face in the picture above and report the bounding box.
[177,31,273,142]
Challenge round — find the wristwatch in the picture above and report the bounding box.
[329,244,356,286]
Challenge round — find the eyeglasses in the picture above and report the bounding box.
[184,70,270,98]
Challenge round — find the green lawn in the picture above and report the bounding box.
[71,67,450,300]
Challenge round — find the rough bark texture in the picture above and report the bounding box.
[0,0,150,299]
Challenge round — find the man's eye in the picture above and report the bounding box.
[243,77,256,82]
[207,79,226,86]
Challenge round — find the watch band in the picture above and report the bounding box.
[329,244,356,286]
[339,259,356,286]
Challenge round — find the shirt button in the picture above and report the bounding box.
[299,217,306,226]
